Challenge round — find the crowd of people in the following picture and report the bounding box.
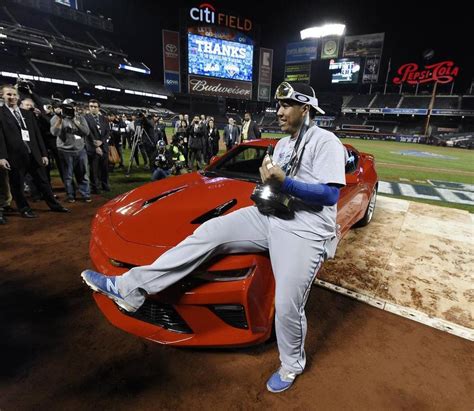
[0,81,263,225]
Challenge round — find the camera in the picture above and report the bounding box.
[155,153,167,164]
[60,104,75,119]
[16,79,34,94]
[172,161,186,175]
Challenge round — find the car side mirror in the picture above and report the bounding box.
[345,173,360,185]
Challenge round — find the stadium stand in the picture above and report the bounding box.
[344,94,374,108]
[365,120,398,133]
[76,69,123,88]
[0,0,171,111]
[1,1,472,146]
[434,96,459,109]
[395,122,425,135]
[0,5,14,23]
[114,74,168,95]
[399,96,431,108]
[90,30,123,52]
[0,50,36,75]
[49,15,96,45]
[32,60,83,83]
[461,96,474,110]
[370,94,402,108]
[7,5,55,34]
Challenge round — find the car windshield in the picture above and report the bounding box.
[204,145,269,182]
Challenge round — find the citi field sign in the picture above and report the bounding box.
[393,61,460,85]
[189,3,252,32]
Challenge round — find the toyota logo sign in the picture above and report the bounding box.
[166,44,177,53]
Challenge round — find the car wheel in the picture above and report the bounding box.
[353,185,377,228]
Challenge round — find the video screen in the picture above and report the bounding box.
[188,33,253,82]
[329,58,361,84]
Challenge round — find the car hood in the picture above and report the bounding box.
[109,172,256,247]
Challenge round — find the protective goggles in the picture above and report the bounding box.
[275,82,325,114]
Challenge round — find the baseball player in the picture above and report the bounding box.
[82,82,346,393]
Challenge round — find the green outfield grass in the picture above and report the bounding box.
[97,127,474,213]
[341,138,474,185]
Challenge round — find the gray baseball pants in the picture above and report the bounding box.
[117,206,326,374]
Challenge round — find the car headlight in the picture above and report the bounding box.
[109,258,136,269]
[194,267,254,282]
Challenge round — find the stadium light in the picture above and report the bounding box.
[300,24,345,39]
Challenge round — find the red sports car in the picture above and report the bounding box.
[89,139,378,347]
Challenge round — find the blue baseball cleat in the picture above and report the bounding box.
[266,368,297,393]
[81,269,137,312]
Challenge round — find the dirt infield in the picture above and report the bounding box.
[320,196,474,335]
[1,197,473,410]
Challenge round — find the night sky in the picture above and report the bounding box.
[84,0,472,92]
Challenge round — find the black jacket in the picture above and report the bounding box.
[0,105,47,168]
[188,123,206,150]
[84,113,110,154]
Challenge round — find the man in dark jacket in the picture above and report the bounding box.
[84,99,110,193]
[223,117,240,151]
[188,116,206,169]
[0,85,68,218]
[241,112,261,141]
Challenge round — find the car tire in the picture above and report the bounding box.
[353,185,377,228]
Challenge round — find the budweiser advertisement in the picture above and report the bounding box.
[188,75,252,100]
[393,61,460,85]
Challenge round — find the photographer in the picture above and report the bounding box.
[108,112,125,169]
[150,140,172,181]
[175,119,189,161]
[206,119,220,160]
[150,137,187,181]
[153,115,168,145]
[188,115,205,170]
[50,100,91,203]
[133,111,156,170]
[169,135,187,175]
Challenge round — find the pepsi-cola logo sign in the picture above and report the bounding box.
[393,61,460,85]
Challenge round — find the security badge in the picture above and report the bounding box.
[21,130,30,142]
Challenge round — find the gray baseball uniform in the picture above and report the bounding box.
[116,124,346,374]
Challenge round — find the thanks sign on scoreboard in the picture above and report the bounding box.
[188,33,253,82]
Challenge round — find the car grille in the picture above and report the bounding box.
[123,300,193,334]
[210,304,248,329]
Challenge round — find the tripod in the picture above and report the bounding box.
[126,123,155,176]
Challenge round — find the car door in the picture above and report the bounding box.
[336,149,365,236]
